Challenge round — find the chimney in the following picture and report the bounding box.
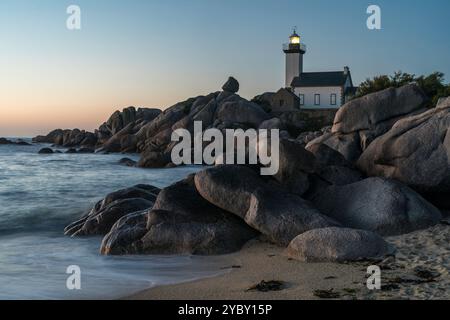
[344,66,350,75]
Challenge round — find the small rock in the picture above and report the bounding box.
[118,158,137,167]
[222,76,239,93]
[38,147,54,154]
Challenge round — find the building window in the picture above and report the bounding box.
[279,99,285,107]
[299,94,305,106]
[314,94,320,106]
[330,94,337,105]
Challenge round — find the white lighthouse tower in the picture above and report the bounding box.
[283,28,306,88]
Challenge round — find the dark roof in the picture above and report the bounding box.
[291,71,349,87]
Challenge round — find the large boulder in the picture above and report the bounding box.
[66,198,154,236]
[215,100,269,128]
[137,151,172,168]
[101,175,258,255]
[287,227,395,262]
[306,85,429,162]
[222,77,240,93]
[311,178,442,236]
[274,139,317,196]
[65,185,159,236]
[314,165,364,187]
[194,165,339,246]
[332,84,428,134]
[306,132,362,162]
[357,99,450,194]
[306,143,351,168]
[246,189,340,246]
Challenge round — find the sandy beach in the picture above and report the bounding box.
[128,223,450,300]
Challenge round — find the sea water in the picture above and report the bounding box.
[0,139,225,299]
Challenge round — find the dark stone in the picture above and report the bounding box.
[38,147,54,154]
[222,76,240,93]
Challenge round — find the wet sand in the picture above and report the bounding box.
[128,224,450,300]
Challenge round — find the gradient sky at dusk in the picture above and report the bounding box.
[1,0,449,136]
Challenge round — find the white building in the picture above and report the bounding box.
[284,30,356,109]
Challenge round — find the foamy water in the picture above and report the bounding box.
[0,139,225,299]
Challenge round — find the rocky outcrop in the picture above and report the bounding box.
[357,98,450,194]
[34,78,339,168]
[307,85,428,161]
[287,227,395,262]
[332,84,428,134]
[66,198,154,236]
[0,138,31,145]
[65,185,160,236]
[33,107,162,153]
[101,175,258,255]
[311,178,442,236]
[194,165,339,246]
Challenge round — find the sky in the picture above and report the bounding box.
[0,0,449,136]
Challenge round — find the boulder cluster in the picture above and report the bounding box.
[33,77,326,165]
[62,79,449,263]
[0,138,31,146]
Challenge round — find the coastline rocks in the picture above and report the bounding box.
[0,138,31,145]
[0,138,13,145]
[314,165,364,187]
[307,85,428,162]
[287,227,395,263]
[215,100,269,128]
[306,132,362,162]
[357,97,450,194]
[137,151,172,168]
[194,165,339,246]
[332,84,428,134]
[38,147,54,154]
[306,143,351,168]
[65,185,160,236]
[33,129,65,144]
[246,190,340,246]
[311,178,442,236]
[222,76,240,93]
[101,175,258,255]
[66,198,154,236]
[194,165,267,216]
[274,139,317,196]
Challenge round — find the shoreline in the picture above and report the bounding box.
[126,224,450,300]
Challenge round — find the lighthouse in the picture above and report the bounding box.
[281,29,356,109]
[283,28,306,88]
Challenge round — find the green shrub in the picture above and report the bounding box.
[356,71,450,107]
